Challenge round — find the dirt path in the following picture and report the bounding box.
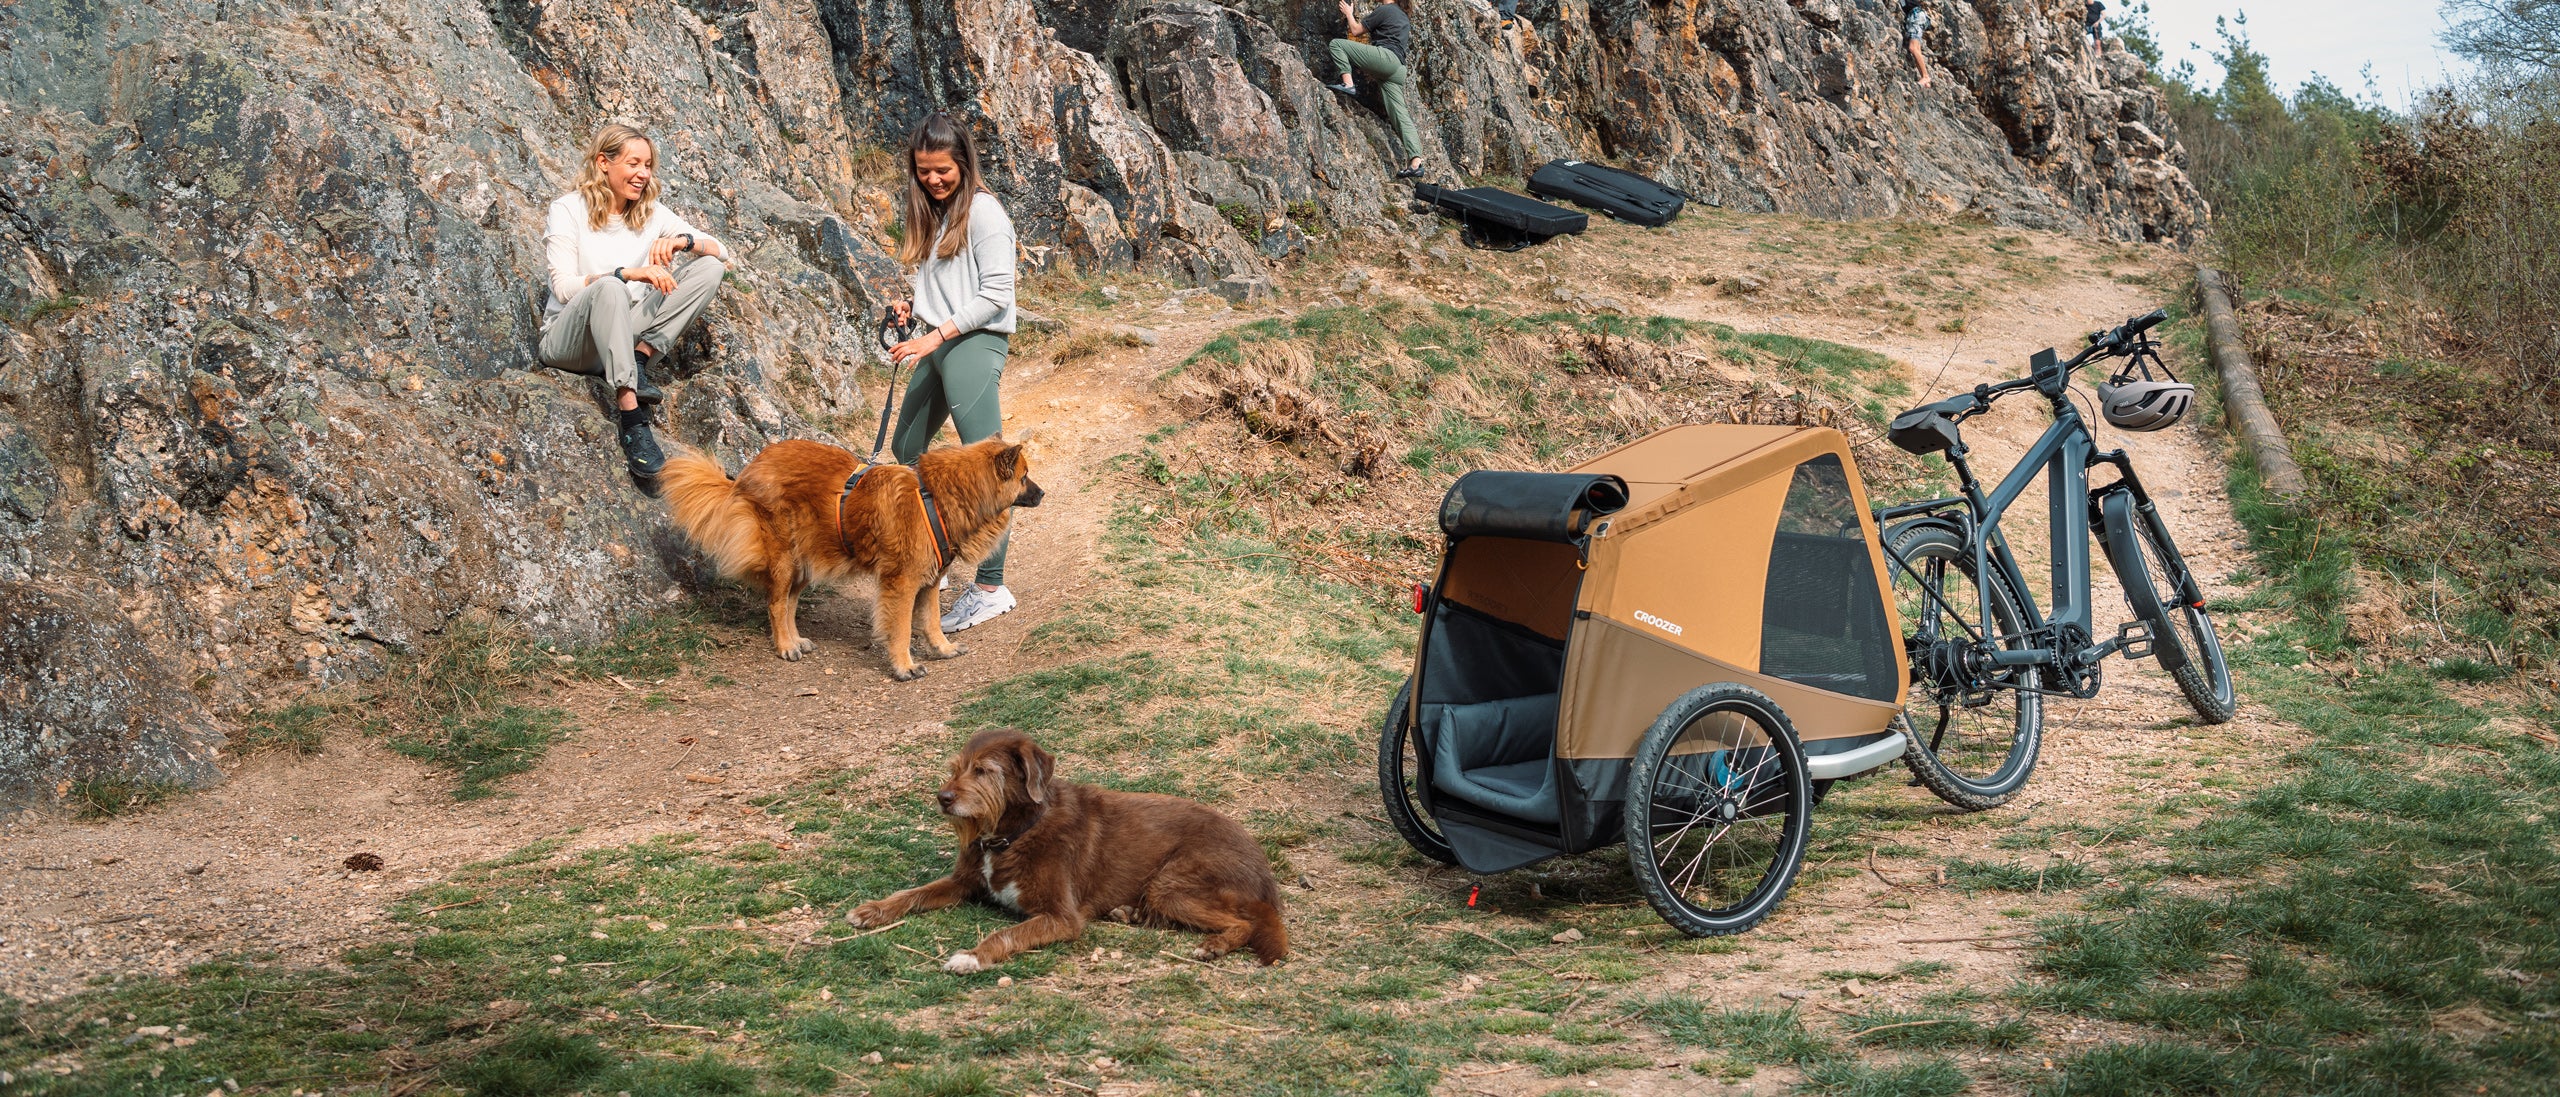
[0,299,1234,1002]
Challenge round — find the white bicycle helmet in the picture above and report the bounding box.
[2096,378,2194,431]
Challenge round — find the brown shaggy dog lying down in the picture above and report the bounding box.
[847,729,1288,971]
[658,438,1041,680]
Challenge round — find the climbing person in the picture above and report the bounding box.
[540,123,729,481]
[1901,0,1935,88]
[884,112,1024,634]
[2084,0,2107,56]
[1326,0,1428,179]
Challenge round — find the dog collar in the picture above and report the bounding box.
[975,804,1046,853]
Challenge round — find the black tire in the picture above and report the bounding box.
[1623,684,1813,936]
[1886,523,2045,811]
[2107,502,2239,724]
[1377,679,1458,865]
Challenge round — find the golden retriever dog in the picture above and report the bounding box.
[848,729,1289,971]
[658,438,1041,680]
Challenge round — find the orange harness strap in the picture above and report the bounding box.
[839,464,954,573]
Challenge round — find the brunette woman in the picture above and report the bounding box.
[539,123,729,479]
[884,113,1022,633]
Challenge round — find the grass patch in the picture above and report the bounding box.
[205,610,719,803]
[2014,422,2560,1096]
[63,777,182,819]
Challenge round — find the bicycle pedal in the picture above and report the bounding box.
[2115,619,2155,661]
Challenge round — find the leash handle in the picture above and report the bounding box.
[870,307,918,463]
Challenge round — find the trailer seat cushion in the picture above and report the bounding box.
[1424,693,1562,824]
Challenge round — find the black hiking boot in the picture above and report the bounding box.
[619,414,666,480]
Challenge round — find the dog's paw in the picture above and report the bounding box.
[927,642,969,661]
[1104,905,1138,924]
[1192,945,1229,963]
[845,902,894,928]
[890,664,929,682]
[942,951,983,974]
[776,639,814,662]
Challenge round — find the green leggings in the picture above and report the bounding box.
[891,330,1010,586]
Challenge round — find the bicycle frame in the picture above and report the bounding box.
[1876,359,2183,687]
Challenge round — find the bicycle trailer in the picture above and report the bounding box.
[1381,425,1912,934]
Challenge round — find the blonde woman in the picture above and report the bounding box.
[882,112,1021,633]
[540,124,729,480]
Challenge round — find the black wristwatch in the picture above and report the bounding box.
[678,233,696,253]
[610,266,625,282]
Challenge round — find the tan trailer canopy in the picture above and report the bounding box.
[1440,426,1905,761]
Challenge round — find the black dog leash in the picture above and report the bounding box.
[838,307,955,571]
[869,307,916,463]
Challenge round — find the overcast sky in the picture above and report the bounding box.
[2137,0,2475,106]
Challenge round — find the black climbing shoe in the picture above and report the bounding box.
[1396,163,1428,180]
[619,416,666,480]
[1326,82,1360,98]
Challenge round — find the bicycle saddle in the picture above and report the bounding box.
[1887,395,1973,455]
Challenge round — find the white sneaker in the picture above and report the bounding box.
[938,575,950,591]
[941,585,1016,633]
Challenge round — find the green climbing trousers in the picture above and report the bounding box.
[891,330,1011,587]
[1328,38,1422,163]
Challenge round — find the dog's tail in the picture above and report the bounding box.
[659,446,761,579]
[1242,900,1289,965]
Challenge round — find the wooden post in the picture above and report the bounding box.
[2195,268,2309,501]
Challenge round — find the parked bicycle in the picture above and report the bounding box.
[1877,308,2236,811]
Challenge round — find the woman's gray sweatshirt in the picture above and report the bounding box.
[912,191,1017,336]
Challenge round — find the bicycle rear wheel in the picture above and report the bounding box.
[2101,493,2237,724]
[1886,523,2044,811]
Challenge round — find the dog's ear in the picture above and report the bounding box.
[1013,737,1053,804]
[993,442,1025,482]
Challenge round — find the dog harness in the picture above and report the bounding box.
[838,463,955,572]
[976,803,1048,853]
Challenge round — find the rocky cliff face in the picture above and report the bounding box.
[0,0,2200,801]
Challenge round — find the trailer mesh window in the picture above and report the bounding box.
[1759,454,1899,701]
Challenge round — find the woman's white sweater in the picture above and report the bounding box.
[912,192,1017,336]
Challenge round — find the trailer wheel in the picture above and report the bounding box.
[1624,684,1813,936]
[1377,679,1458,865]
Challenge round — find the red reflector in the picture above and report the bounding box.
[1467,884,1480,908]
[1412,583,1429,614]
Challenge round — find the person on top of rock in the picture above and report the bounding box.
[1901,0,1935,89]
[539,123,730,481]
[884,112,1024,635]
[1326,0,1428,179]
[2084,0,2107,56]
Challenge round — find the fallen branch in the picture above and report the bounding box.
[73,912,154,928]
[1846,1017,1965,1040]
[1869,849,1931,890]
[1456,1063,1525,1078]
[415,895,484,916]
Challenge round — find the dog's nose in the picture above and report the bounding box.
[1015,478,1044,508]
[936,789,957,809]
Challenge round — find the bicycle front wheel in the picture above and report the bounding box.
[2102,493,2237,724]
[1886,522,2044,810]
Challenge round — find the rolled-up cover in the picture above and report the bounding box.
[1439,471,1630,543]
